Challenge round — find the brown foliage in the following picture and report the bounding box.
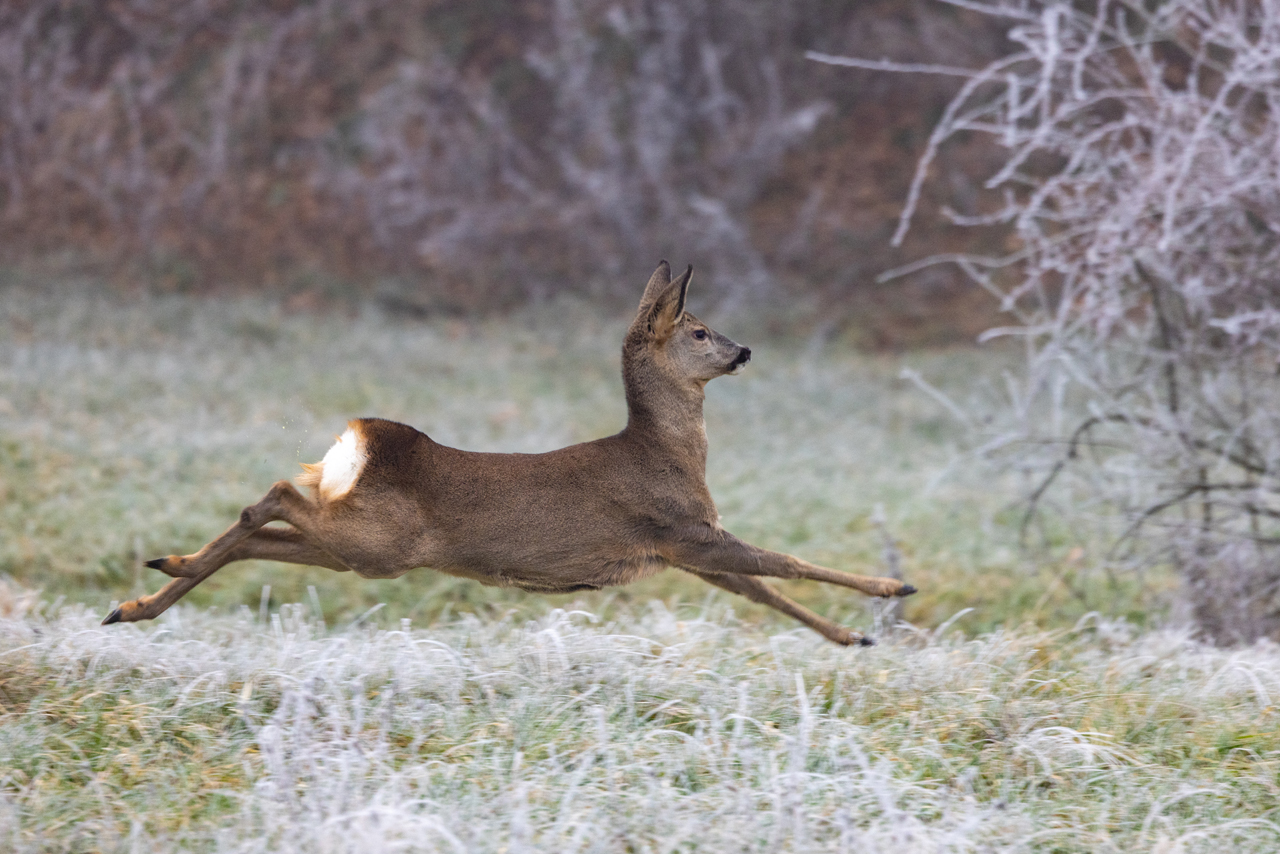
[0,0,1006,338]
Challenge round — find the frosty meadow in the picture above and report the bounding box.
[102,263,916,644]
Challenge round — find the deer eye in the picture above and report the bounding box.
[692,329,708,341]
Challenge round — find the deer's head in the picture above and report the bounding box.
[626,261,750,389]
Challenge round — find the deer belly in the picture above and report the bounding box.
[501,552,668,592]
[432,539,667,591]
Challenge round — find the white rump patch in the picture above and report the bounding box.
[317,427,367,500]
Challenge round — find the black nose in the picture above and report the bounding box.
[731,347,751,369]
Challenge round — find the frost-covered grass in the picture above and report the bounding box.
[2,594,1279,852]
[0,283,1271,850]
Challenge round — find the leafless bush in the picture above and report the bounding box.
[0,0,338,273]
[822,0,1280,641]
[339,0,833,304]
[0,0,837,305]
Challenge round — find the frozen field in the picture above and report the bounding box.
[2,596,1279,852]
[3,284,1272,850]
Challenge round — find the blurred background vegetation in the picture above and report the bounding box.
[0,0,1011,345]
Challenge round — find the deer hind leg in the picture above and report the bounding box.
[225,526,352,571]
[687,570,873,646]
[102,481,326,625]
[150,526,351,578]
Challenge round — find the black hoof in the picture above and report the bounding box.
[897,584,918,597]
[101,608,122,626]
[144,558,166,570]
[858,636,876,647]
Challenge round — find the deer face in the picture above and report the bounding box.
[634,262,751,385]
[665,311,750,381]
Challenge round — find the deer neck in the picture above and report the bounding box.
[621,352,709,468]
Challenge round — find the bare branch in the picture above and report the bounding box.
[872,0,1280,640]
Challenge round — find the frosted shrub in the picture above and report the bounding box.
[343,0,829,301]
[819,0,1280,641]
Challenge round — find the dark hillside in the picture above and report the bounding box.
[0,0,1008,342]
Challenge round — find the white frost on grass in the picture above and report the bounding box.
[3,604,1280,852]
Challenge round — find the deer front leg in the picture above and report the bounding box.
[665,526,918,598]
[102,481,322,625]
[686,570,873,646]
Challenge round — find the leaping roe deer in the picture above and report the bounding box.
[103,262,916,644]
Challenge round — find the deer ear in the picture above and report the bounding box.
[670,264,692,317]
[639,260,672,310]
[647,265,692,338]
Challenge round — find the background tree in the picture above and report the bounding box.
[846,0,1280,642]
